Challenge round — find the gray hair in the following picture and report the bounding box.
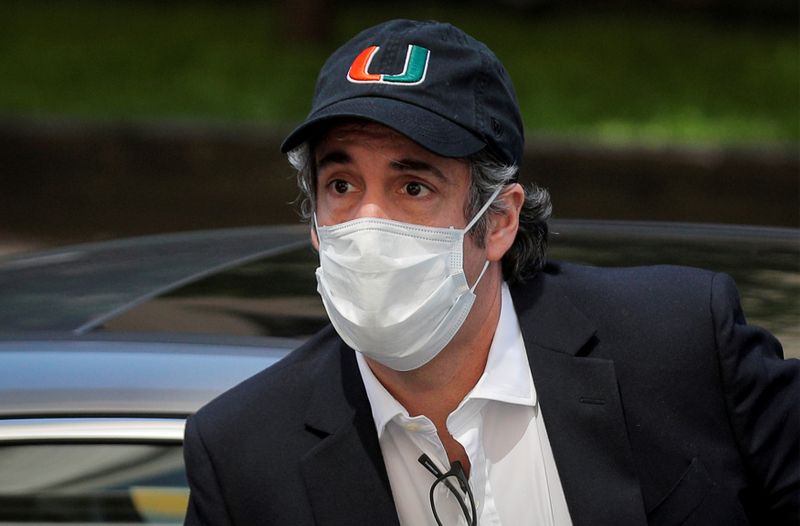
[466,151,552,283]
[287,144,551,283]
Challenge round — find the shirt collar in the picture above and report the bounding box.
[356,350,407,438]
[356,282,536,439]
[467,282,536,407]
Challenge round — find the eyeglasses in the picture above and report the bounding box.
[418,454,477,526]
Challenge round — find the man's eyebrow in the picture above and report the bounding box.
[316,150,352,171]
[389,158,447,181]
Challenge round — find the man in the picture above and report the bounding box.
[183,19,798,525]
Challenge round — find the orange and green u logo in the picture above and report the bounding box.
[347,45,430,85]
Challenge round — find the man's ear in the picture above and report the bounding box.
[310,224,320,250]
[486,183,524,262]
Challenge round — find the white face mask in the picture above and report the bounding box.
[314,186,502,371]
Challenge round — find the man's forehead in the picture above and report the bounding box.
[312,120,468,170]
[315,121,414,150]
[312,120,473,195]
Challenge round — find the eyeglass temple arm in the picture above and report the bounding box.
[451,461,477,525]
[418,453,444,477]
[419,454,465,503]
[448,460,469,492]
[418,454,470,492]
[418,454,477,526]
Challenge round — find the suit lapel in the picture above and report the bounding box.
[300,343,400,526]
[511,270,648,526]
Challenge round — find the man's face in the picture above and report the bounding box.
[313,121,473,230]
[310,120,522,370]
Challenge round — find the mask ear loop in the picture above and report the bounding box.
[312,212,321,237]
[464,184,504,233]
[464,184,506,291]
[470,260,491,292]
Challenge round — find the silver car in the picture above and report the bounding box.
[0,221,797,524]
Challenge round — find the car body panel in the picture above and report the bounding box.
[0,417,185,442]
[0,220,796,523]
[0,336,292,418]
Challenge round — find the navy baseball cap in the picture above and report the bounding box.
[281,19,524,168]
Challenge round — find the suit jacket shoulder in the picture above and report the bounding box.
[510,261,798,525]
[184,324,398,526]
[194,324,341,436]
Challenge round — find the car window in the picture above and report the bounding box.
[0,443,187,524]
[548,232,800,353]
[101,246,329,339]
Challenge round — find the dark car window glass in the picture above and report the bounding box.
[548,235,800,350]
[0,443,186,523]
[100,229,799,355]
[102,245,329,338]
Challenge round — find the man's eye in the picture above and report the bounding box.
[405,182,427,196]
[332,180,351,194]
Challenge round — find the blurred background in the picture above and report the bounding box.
[1,0,798,256]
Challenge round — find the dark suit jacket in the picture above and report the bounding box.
[183,262,799,525]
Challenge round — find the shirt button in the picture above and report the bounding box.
[404,422,421,432]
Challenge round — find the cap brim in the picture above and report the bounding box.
[280,97,486,157]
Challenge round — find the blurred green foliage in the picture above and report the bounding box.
[0,1,797,147]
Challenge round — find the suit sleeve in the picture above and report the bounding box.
[183,414,234,526]
[712,272,800,524]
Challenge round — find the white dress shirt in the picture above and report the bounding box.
[356,283,572,525]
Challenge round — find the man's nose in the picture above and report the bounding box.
[354,190,391,220]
